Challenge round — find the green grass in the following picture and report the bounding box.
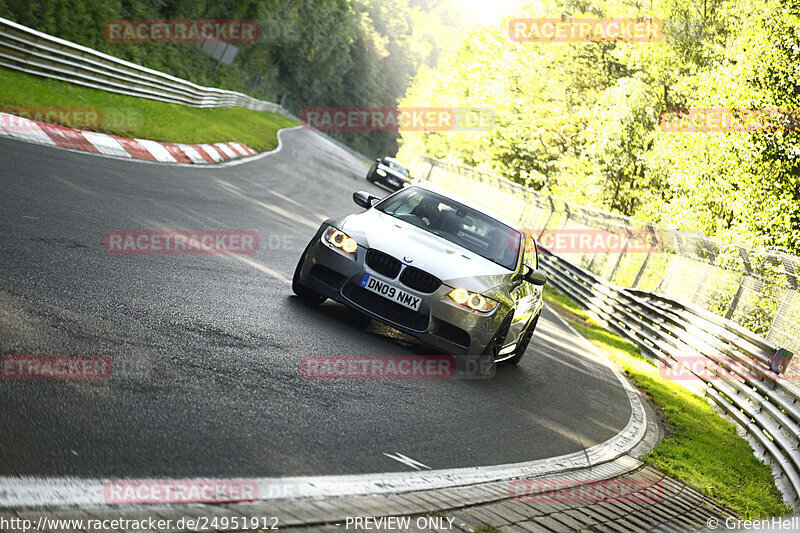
[542,285,792,519]
[0,68,298,151]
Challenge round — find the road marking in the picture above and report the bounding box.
[0,263,652,511]
[0,115,300,168]
[383,452,431,471]
[226,253,291,285]
[211,178,320,230]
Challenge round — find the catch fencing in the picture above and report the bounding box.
[412,156,800,506]
[413,156,800,377]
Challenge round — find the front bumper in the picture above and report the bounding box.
[296,230,505,355]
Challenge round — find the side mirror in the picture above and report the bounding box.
[523,267,547,286]
[353,190,379,209]
[375,158,381,163]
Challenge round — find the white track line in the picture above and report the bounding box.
[0,310,651,508]
[383,453,431,471]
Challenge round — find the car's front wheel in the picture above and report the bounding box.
[477,314,513,377]
[292,244,326,305]
[505,313,540,366]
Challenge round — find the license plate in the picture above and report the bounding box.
[360,274,422,311]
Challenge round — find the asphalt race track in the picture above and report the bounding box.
[0,128,631,481]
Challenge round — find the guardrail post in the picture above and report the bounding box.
[690,261,714,305]
[632,225,659,288]
[725,247,754,320]
[607,221,632,283]
[537,197,557,240]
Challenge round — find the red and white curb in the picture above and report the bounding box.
[0,112,256,164]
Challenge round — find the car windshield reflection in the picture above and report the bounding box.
[376,187,520,270]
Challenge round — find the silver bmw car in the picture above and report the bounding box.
[292,182,546,374]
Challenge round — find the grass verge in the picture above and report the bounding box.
[0,68,298,151]
[542,284,791,519]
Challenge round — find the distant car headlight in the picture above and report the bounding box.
[376,168,387,177]
[323,227,358,256]
[448,288,497,312]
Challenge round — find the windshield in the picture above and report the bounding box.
[384,160,409,177]
[376,187,520,270]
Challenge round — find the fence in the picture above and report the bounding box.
[540,248,800,507]
[4,11,799,503]
[411,155,800,506]
[412,156,800,379]
[0,17,289,114]
[0,16,383,165]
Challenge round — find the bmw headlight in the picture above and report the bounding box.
[323,227,358,256]
[376,168,387,177]
[448,288,497,312]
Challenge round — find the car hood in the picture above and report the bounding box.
[333,209,514,293]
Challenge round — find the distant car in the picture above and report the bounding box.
[292,182,547,375]
[366,157,412,190]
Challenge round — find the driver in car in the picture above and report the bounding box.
[486,229,518,266]
[412,197,442,228]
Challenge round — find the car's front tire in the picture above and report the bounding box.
[476,313,513,377]
[292,244,326,306]
[505,313,540,366]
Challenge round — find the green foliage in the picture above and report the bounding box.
[398,0,800,255]
[0,0,466,158]
[0,68,297,151]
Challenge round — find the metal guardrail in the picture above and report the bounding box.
[412,156,800,507]
[4,14,796,505]
[0,17,383,164]
[539,249,800,507]
[416,157,800,368]
[0,17,289,115]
